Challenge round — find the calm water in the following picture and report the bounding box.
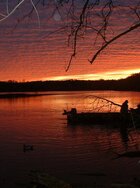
[0,91,140,187]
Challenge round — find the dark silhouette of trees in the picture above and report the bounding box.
[0,0,140,70]
[0,73,140,92]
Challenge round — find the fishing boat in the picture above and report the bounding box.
[63,108,140,127]
[63,95,140,127]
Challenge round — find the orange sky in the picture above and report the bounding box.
[0,1,140,81]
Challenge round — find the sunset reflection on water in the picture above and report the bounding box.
[0,91,140,187]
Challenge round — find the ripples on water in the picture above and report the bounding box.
[0,91,140,187]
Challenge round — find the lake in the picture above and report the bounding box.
[0,91,140,187]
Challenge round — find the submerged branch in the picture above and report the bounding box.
[86,95,122,108]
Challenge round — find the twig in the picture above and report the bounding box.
[66,0,90,71]
[89,21,140,64]
[30,0,41,28]
[0,0,25,23]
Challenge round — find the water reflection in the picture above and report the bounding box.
[0,91,140,187]
[119,126,129,149]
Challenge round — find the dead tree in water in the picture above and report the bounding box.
[84,95,121,112]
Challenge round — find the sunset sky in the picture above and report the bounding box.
[0,0,140,81]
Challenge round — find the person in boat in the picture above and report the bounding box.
[120,100,129,114]
[120,100,129,125]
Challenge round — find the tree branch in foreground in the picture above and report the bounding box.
[89,21,140,64]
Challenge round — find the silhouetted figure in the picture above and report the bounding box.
[120,100,129,126]
[120,100,128,114]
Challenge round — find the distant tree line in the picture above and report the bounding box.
[0,73,140,92]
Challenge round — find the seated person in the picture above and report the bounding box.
[120,100,128,114]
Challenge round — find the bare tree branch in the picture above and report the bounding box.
[66,0,90,71]
[30,0,41,28]
[0,0,25,23]
[89,21,140,64]
[0,0,140,71]
[129,2,140,20]
[0,0,41,28]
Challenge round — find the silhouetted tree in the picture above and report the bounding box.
[0,73,140,92]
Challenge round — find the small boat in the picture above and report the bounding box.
[63,108,140,127]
